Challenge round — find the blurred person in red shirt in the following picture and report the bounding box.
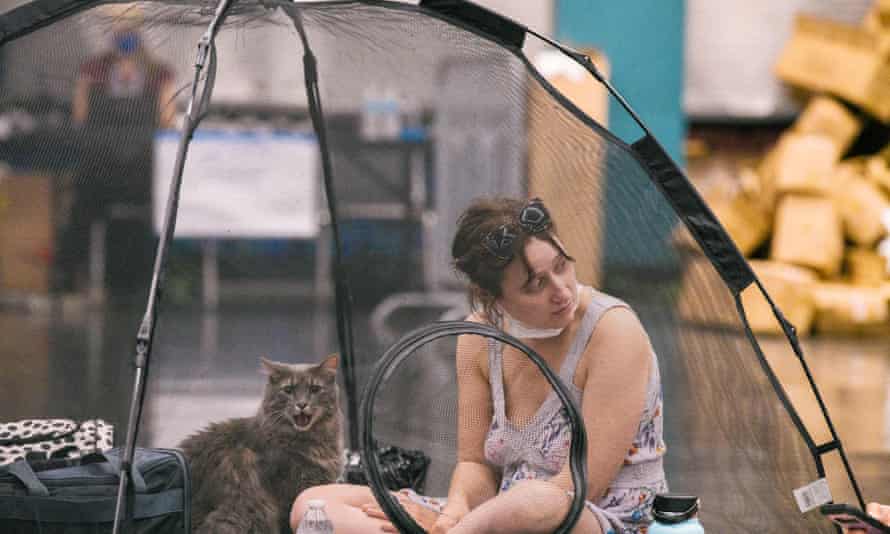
[58,14,176,295]
[72,20,175,130]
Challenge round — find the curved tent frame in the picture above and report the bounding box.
[0,0,865,532]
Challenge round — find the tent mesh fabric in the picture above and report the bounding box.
[0,1,867,531]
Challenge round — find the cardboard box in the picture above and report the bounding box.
[771,195,844,277]
[846,247,889,286]
[865,155,890,193]
[771,133,839,195]
[528,48,609,287]
[740,260,818,336]
[864,0,890,33]
[833,175,890,246]
[755,149,782,212]
[710,193,771,257]
[0,315,50,417]
[792,96,862,155]
[671,176,771,257]
[810,282,889,334]
[775,14,890,121]
[0,174,54,294]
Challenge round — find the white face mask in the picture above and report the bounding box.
[502,309,566,339]
[499,283,583,339]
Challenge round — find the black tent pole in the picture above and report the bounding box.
[284,5,361,457]
[111,2,231,532]
[534,37,867,509]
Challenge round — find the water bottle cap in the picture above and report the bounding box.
[653,494,699,524]
[307,499,327,509]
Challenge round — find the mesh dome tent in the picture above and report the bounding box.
[0,0,871,532]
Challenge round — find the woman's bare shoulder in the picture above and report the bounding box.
[457,312,491,376]
[594,303,648,341]
[583,303,651,368]
[463,311,485,324]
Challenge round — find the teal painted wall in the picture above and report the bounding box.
[556,0,685,270]
[556,0,685,162]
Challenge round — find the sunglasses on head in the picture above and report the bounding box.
[481,198,552,264]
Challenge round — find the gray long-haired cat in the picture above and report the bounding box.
[179,354,343,534]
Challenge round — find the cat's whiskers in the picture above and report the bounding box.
[263,409,291,430]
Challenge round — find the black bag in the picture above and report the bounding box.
[344,445,430,493]
[0,447,190,533]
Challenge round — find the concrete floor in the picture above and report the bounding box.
[2,288,889,531]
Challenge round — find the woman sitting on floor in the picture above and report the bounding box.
[292,197,668,534]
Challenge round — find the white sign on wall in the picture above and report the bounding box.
[153,130,319,238]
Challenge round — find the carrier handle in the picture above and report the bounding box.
[5,450,148,496]
[6,460,50,496]
[89,450,148,493]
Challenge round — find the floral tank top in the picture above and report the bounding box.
[482,287,667,533]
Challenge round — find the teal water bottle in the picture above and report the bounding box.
[648,494,704,533]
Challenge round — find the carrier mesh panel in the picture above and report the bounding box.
[0,1,866,531]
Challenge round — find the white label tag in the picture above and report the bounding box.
[793,478,833,513]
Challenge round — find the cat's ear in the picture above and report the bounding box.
[319,353,339,371]
[260,357,287,380]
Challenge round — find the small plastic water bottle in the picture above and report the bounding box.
[649,494,705,534]
[296,499,334,534]
[360,85,381,141]
[378,87,402,140]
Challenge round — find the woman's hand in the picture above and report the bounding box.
[844,502,890,533]
[360,492,445,533]
[429,511,460,534]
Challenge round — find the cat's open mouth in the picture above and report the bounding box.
[293,413,313,430]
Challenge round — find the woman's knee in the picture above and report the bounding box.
[507,480,572,524]
[507,480,600,532]
[509,479,568,502]
[290,484,376,529]
[291,484,349,528]
[508,481,601,534]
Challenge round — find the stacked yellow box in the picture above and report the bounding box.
[677,3,890,337]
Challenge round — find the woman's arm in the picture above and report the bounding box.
[549,306,653,500]
[449,307,653,534]
[439,462,498,523]
[846,502,890,533]
[440,331,500,520]
[157,78,177,129]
